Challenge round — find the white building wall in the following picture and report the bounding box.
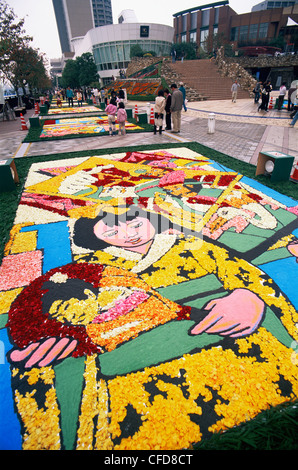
[73,23,174,82]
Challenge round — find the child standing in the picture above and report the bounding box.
[77,90,83,107]
[105,99,117,136]
[117,102,127,136]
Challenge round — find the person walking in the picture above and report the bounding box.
[253,81,261,103]
[164,89,172,130]
[179,82,187,112]
[117,102,127,136]
[118,87,125,103]
[170,84,183,133]
[76,89,83,107]
[277,82,287,110]
[66,87,74,107]
[153,90,166,135]
[231,80,240,103]
[92,88,99,105]
[290,87,298,127]
[105,98,117,136]
[288,85,296,111]
[100,88,105,104]
[258,81,272,112]
[264,80,272,111]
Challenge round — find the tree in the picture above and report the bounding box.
[0,0,32,81]
[61,53,98,89]
[61,59,80,89]
[172,43,197,60]
[76,53,98,87]
[130,44,144,58]
[8,46,51,96]
[0,0,51,104]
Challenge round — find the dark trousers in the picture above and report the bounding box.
[154,113,163,134]
[165,112,171,130]
[277,95,285,110]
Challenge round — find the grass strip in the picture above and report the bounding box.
[23,117,153,143]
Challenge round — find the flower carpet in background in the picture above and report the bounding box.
[47,105,100,115]
[39,116,143,139]
[0,145,298,450]
[106,79,162,97]
[129,62,161,79]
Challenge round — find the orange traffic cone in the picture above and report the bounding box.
[268,97,273,109]
[20,113,28,131]
[34,102,39,114]
[291,162,298,183]
[134,104,138,119]
[150,107,155,125]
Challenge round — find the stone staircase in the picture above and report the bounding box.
[161,61,207,102]
[167,59,250,101]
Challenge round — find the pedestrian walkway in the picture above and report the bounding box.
[0,94,297,174]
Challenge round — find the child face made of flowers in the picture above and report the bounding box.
[93,215,156,254]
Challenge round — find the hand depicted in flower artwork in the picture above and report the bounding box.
[288,238,298,262]
[190,289,265,338]
[58,165,114,195]
[9,337,78,369]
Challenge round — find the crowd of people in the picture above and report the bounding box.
[153,82,187,135]
[55,86,109,108]
[252,79,298,126]
[55,76,298,133]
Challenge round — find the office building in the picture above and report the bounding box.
[173,0,298,52]
[252,1,298,12]
[52,0,113,53]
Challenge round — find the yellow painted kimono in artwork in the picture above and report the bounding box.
[11,232,298,450]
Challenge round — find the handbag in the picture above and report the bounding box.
[155,115,163,127]
[155,118,163,127]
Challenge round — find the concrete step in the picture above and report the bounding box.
[169,60,250,101]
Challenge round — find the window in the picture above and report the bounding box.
[249,24,258,40]
[201,9,210,27]
[182,14,187,32]
[200,29,209,50]
[190,12,197,30]
[214,7,219,25]
[239,25,248,42]
[190,31,197,43]
[181,33,187,43]
[230,27,239,41]
[93,40,172,72]
[259,23,268,38]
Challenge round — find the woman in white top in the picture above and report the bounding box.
[154,90,166,135]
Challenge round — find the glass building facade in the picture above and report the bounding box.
[93,39,172,71]
[73,22,174,81]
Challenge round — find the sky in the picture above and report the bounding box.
[5,0,259,60]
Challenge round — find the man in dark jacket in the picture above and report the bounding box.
[164,89,172,130]
[170,84,183,133]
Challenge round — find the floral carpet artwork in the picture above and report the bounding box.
[106,80,162,98]
[1,146,298,450]
[47,105,100,115]
[39,116,143,139]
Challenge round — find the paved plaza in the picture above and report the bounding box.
[1,92,297,173]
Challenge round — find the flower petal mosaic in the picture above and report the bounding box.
[1,146,298,450]
[40,116,142,139]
